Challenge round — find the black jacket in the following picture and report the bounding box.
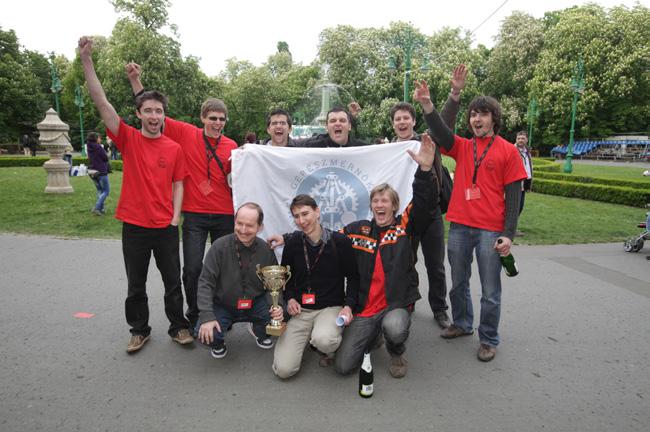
[342,167,438,313]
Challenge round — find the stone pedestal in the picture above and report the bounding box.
[37,108,73,193]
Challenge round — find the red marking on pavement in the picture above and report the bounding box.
[74,312,95,319]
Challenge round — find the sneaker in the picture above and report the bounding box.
[389,354,408,378]
[440,324,474,339]
[477,343,497,362]
[248,322,275,349]
[171,328,194,345]
[126,334,150,353]
[210,343,227,359]
[91,208,103,216]
[433,310,451,329]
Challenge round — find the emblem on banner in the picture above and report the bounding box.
[297,167,369,231]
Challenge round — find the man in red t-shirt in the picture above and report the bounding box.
[415,75,527,362]
[125,64,238,332]
[79,37,193,354]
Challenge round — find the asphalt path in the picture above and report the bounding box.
[1,234,648,431]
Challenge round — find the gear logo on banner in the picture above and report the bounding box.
[297,167,369,231]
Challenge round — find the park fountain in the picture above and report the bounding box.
[290,66,354,139]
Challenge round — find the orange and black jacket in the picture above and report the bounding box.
[342,167,439,313]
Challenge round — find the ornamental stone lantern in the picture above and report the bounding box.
[37,108,73,193]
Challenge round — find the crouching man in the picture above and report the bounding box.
[335,133,439,378]
[269,195,359,379]
[196,202,282,358]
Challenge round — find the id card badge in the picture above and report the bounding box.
[465,185,481,201]
[198,180,214,196]
[302,293,316,305]
[237,298,252,310]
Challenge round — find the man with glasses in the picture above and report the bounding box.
[126,63,238,334]
[263,108,297,147]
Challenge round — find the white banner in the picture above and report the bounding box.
[231,141,421,239]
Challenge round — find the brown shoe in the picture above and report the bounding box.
[440,324,474,339]
[172,329,194,345]
[477,343,497,362]
[389,354,408,378]
[126,334,150,353]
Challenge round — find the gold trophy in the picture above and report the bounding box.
[256,264,291,336]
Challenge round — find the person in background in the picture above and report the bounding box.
[86,132,110,216]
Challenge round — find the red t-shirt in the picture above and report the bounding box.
[358,251,388,318]
[162,117,237,215]
[107,121,187,228]
[442,134,527,232]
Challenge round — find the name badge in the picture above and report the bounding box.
[237,298,252,310]
[302,293,316,305]
[198,180,214,196]
[465,185,481,201]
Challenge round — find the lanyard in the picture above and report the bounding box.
[234,239,256,297]
[302,236,326,293]
[472,135,496,185]
[202,131,223,183]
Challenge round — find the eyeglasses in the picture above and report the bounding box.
[270,121,288,126]
[208,116,227,122]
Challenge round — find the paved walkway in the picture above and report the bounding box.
[0,234,648,432]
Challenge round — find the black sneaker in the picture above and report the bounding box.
[210,343,227,359]
[248,323,274,349]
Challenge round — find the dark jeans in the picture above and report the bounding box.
[182,212,234,328]
[519,190,526,216]
[195,296,271,348]
[412,217,448,313]
[122,222,189,337]
[335,308,411,375]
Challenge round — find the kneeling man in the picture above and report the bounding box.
[196,203,282,358]
[271,195,359,379]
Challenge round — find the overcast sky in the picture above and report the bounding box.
[2,0,645,76]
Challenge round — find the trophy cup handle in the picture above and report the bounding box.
[282,265,292,289]
[255,264,263,281]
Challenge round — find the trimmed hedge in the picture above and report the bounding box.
[0,156,122,171]
[534,178,649,207]
[535,171,650,190]
[532,158,562,173]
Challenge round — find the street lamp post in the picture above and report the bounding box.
[527,98,539,148]
[388,26,428,102]
[74,84,86,157]
[563,57,585,174]
[49,56,63,114]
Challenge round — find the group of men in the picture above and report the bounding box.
[79,33,527,379]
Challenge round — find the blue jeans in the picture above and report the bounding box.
[195,296,270,348]
[182,212,234,328]
[447,223,502,347]
[93,175,110,211]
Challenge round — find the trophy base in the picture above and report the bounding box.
[266,322,286,337]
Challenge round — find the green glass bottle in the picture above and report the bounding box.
[497,239,519,277]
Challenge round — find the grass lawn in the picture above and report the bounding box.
[551,161,650,182]
[0,167,646,244]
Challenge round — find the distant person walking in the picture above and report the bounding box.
[86,132,110,216]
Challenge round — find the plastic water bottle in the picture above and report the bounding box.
[497,239,518,277]
[358,352,374,398]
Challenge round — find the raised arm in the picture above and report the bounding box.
[439,64,467,130]
[413,80,454,151]
[78,37,119,136]
[125,62,145,96]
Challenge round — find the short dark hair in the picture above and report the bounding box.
[326,106,351,123]
[289,194,318,212]
[235,202,264,225]
[201,98,228,118]
[244,132,257,143]
[86,132,99,143]
[467,96,502,135]
[135,90,168,113]
[516,130,528,137]
[389,102,416,121]
[266,109,293,128]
